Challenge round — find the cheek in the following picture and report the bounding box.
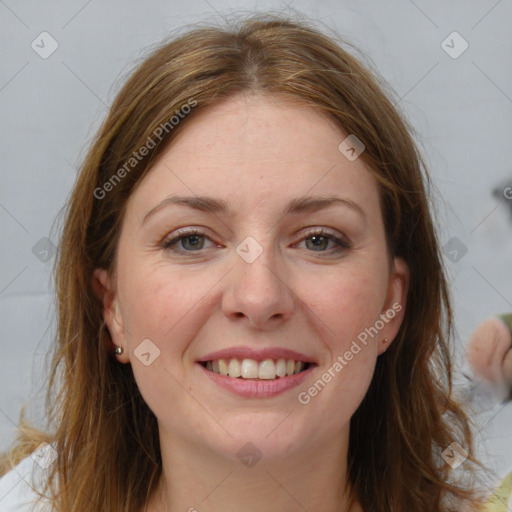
[118,264,199,423]
[119,262,192,338]
[118,260,224,370]
[303,260,387,353]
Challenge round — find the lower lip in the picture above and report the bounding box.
[198,363,314,398]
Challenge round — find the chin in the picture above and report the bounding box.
[204,412,315,465]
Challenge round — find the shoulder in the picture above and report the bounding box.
[0,443,56,512]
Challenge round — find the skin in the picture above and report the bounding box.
[93,92,410,512]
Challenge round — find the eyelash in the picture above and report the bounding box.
[160,228,351,255]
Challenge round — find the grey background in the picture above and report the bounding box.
[1,0,511,484]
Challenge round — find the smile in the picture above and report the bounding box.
[196,347,317,398]
[201,357,312,380]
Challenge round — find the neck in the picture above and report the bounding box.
[145,425,361,512]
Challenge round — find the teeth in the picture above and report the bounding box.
[258,359,275,380]
[204,357,310,380]
[218,359,228,376]
[241,358,259,378]
[275,358,286,377]
[228,358,241,378]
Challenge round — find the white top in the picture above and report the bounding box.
[0,443,54,512]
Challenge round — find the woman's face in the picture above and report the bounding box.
[95,92,409,464]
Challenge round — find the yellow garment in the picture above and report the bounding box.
[482,471,512,511]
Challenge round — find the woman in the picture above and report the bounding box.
[0,13,492,512]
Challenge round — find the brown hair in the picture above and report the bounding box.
[2,12,488,512]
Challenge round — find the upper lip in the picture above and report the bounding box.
[196,346,316,364]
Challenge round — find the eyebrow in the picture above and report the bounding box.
[142,194,366,225]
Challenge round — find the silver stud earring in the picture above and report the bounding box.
[114,345,123,355]
[384,338,389,343]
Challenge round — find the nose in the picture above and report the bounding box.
[221,240,295,330]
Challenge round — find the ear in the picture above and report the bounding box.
[377,256,409,355]
[91,268,130,363]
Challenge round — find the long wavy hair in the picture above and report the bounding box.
[2,13,488,512]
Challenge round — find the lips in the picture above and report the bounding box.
[195,346,317,397]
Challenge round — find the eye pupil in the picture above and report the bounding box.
[183,235,203,250]
[306,235,328,251]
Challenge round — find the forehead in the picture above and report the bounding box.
[164,92,353,169]
[126,92,381,222]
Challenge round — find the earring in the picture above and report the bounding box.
[384,338,389,343]
[114,345,123,355]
